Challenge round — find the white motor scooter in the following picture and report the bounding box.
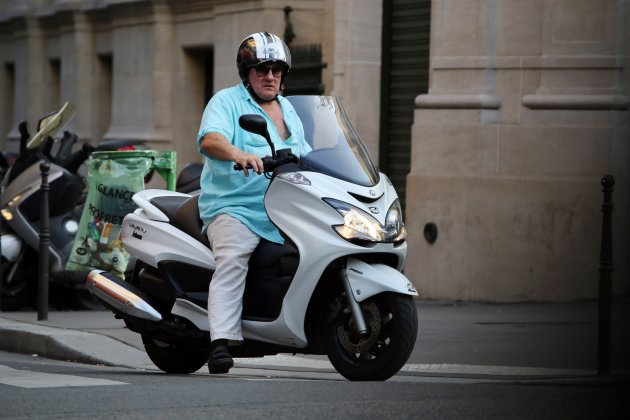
[87,95,418,381]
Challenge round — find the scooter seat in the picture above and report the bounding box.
[150,195,209,247]
[176,163,202,193]
[150,195,186,217]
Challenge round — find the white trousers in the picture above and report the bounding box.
[206,214,260,343]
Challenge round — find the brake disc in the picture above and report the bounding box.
[336,300,381,353]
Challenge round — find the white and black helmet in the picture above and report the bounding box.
[236,32,292,82]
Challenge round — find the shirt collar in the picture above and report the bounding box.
[237,82,253,103]
[237,82,285,106]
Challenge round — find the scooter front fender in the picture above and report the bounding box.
[345,257,418,303]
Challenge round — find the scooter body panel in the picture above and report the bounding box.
[1,161,70,271]
[109,171,411,349]
[122,212,215,270]
[241,170,408,347]
[131,189,190,222]
[345,257,418,302]
[1,159,63,206]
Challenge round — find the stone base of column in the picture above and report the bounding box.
[404,173,629,302]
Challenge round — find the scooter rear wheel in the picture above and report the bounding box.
[323,292,418,381]
[141,335,209,374]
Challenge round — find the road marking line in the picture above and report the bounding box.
[234,356,593,376]
[400,363,593,376]
[0,365,127,388]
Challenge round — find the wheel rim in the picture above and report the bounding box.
[1,251,30,297]
[336,300,381,354]
[331,296,395,366]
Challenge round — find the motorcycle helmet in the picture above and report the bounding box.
[236,32,292,82]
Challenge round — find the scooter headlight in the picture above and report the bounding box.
[384,199,407,242]
[324,198,406,244]
[64,218,79,235]
[1,208,13,221]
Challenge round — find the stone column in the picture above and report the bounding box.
[1,15,47,143]
[56,10,94,141]
[103,2,174,147]
[328,0,382,161]
[405,0,629,301]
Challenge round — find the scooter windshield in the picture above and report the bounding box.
[287,96,379,187]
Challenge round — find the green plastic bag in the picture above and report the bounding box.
[66,151,153,278]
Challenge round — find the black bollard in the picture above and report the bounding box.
[0,200,3,311]
[597,175,614,375]
[38,162,50,321]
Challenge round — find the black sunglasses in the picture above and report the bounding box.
[254,65,284,77]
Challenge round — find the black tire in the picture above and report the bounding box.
[141,335,209,374]
[322,292,418,381]
[1,247,36,311]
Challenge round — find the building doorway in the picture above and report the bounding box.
[379,0,431,213]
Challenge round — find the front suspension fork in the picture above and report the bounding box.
[341,264,369,338]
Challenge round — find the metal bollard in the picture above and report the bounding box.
[0,200,3,311]
[38,162,50,321]
[597,175,614,375]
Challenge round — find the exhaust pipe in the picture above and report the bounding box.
[86,270,162,322]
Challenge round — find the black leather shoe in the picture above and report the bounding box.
[208,342,233,374]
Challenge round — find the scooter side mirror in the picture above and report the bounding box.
[26,102,75,150]
[37,111,58,132]
[239,114,276,157]
[18,121,29,155]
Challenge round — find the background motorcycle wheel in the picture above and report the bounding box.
[1,247,36,311]
[322,292,418,381]
[65,289,104,310]
[141,335,209,374]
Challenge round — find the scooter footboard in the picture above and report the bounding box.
[345,257,418,302]
[86,270,162,321]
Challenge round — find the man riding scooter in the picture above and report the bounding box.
[196,32,311,373]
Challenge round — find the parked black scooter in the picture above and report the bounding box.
[0,151,17,180]
[0,103,149,310]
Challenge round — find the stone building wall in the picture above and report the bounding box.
[2,0,626,301]
[0,0,383,174]
[405,0,629,301]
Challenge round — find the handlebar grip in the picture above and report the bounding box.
[233,163,253,171]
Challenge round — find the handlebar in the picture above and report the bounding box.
[233,148,299,173]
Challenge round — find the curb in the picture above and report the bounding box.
[0,318,154,369]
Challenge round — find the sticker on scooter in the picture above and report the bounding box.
[130,223,146,240]
[129,223,147,233]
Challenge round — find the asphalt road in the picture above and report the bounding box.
[2,299,629,377]
[1,351,627,419]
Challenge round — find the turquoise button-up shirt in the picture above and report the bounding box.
[197,83,310,244]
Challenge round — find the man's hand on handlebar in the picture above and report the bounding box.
[233,149,299,174]
[233,151,264,176]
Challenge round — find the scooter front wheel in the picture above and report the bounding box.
[141,335,209,374]
[322,292,418,381]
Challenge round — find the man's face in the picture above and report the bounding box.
[248,63,284,101]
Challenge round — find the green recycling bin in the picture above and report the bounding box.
[66,150,176,278]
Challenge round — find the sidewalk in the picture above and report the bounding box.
[0,299,628,381]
